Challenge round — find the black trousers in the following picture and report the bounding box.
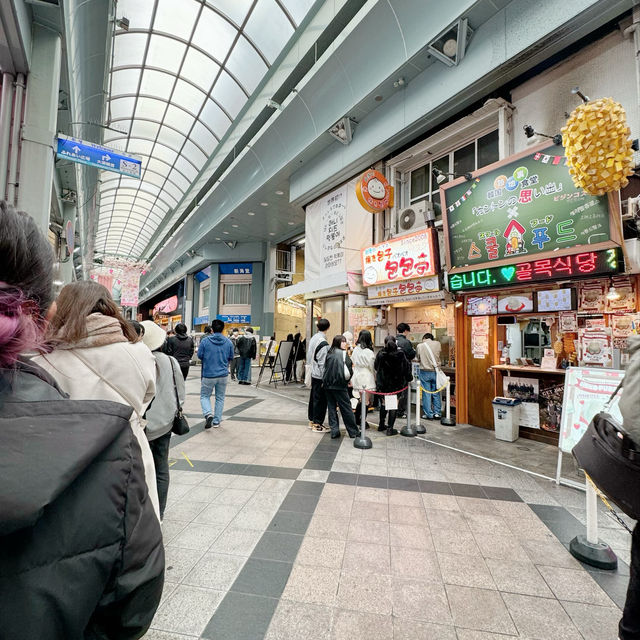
[379,406,398,429]
[397,388,407,415]
[325,388,358,437]
[149,431,172,519]
[308,377,327,425]
[620,523,640,639]
[180,363,189,380]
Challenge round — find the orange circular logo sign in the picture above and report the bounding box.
[356,169,393,213]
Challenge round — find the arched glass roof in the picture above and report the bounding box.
[96,0,314,258]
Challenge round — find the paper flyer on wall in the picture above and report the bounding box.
[503,376,540,429]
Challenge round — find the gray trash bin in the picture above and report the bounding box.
[492,397,522,442]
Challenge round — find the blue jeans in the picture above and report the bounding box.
[201,376,228,424]
[237,357,252,382]
[419,370,441,417]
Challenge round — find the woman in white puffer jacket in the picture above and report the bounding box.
[351,330,376,428]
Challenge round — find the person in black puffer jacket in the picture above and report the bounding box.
[375,335,413,436]
[322,335,360,439]
[0,202,164,640]
[166,323,195,380]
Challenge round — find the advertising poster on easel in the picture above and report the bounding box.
[557,367,624,484]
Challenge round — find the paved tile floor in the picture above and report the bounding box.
[142,370,633,639]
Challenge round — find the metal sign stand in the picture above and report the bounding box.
[255,339,274,388]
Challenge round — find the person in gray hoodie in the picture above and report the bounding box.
[618,335,640,640]
[141,320,186,520]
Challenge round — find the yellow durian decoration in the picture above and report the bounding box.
[561,97,634,196]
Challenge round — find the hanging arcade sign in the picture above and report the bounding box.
[447,248,621,292]
[355,169,394,213]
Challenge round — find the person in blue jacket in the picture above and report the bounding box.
[198,318,234,428]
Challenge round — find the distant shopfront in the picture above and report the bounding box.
[138,279,186,330]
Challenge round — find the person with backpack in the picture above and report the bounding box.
[306,318,330,432]
[323,335,360,439]
[416,332,442,420]
[166,322,194,380]
[395,322,416,417]
[141,321,185,520]
[236,327,257,385]
[0,202,164,639]
[375,335,413,436]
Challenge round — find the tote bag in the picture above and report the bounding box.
[424,343,449,389]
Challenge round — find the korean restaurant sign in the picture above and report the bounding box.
[447,248,621,292]
[441,143,620,272]
[367,275,440,300]
[361,229,437,286]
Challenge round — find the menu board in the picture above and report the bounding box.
[442,144,613,270]
[466,296,497,316]
[498,293,534,314]
[537,289,572,312]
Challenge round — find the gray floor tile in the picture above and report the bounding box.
[425,508,467,530]
[213,487,255,506]
[355,487,389,504]
[418,480,453,494]
[474,533,530,562]
[150,585,223,637]
[280,493,320,513]
[182,552,245,590]
[253,531,304,563]
[211,526,263,557]
[351,500,389,522]
[201,592,279,640]
[446,585,516,635]
[330,609,393,640]
[192,502,243,526]
[181,484,223,503]
[336,571,392,615]
[388,489,423,506]
[232,558,293,598]
[391,546,442,582]
[296,536,346,569]
[163,546,205,583]
[269,467,301,479]
[267,509,314,535]
[141,629,198,639]
[282,565,340,606]
[502,592,583,639]
[167,523,224,551]
[521,538,581,568]
[391,577,452,624]
[454,631,521,640]
[431,528,480,556]
[343,541,390,574]
[561,600,623,640]
[327,471,358,485]
[537,564,615,606]
[485,558,553,597]
[315,497,353,519]
[392,618,457,640]
[232,505,279,530]
[162,500,208,522]
[357,474,389,488]
[291,479,326,495]
[422,493,461,511]
[389,522,433,550]
[439,552,495,590]
[389,504,427,525]
[348,519,390,546]
[265,600,333,640]
[306,514,350,539]
[160,519,189,545]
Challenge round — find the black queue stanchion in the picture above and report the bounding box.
[353,389,372,450]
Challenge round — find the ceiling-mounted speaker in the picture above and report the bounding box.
[428,18,473,67]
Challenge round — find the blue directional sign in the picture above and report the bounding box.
[56,134,142,178]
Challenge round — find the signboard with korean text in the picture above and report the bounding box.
[361,229,437,286]
[219,263,252,275]
[56,134,142,178]
[441,143,621,272]
[447,248,620,292]
[366,275,439,301]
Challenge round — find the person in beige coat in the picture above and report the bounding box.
[34,281,160,519]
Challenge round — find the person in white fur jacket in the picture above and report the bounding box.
[351,330,376,428]
[34,281,160,520]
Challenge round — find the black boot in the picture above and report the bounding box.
[377,423,386,432]
[386,427,398,436]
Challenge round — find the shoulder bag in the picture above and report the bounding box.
[572,379,640,520]
[170,360,190,436]
[342,350,351,381]
[424,343,449,389]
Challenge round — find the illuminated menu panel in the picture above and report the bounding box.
[448,249,620,292]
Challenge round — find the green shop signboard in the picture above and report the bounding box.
[441,143,620,272]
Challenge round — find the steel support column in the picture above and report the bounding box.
[17,24,61,232]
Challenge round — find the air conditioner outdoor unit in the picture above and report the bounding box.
[395,200,434,235]
[275,271,293,283]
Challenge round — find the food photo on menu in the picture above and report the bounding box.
[497,293,534,314]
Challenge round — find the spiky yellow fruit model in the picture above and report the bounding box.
[561,97,634,195]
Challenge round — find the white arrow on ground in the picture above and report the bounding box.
[72,145,80,153]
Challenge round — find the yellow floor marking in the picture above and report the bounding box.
[181,452,194,467]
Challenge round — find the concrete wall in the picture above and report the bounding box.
[511,29,638,152]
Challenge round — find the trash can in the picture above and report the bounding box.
[492,397,522,442]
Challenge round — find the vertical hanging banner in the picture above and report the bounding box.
[120,266,142,307]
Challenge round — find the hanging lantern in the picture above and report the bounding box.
[561,97,634,195]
